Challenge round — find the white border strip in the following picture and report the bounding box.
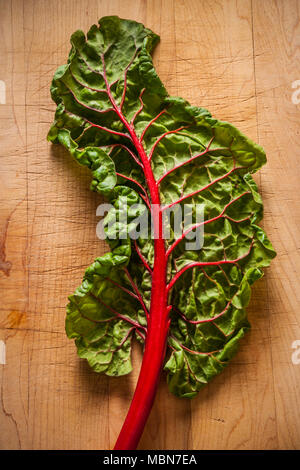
[0,340,6,365]
[0,80,6,104]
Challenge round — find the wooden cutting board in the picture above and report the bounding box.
[0,0,299,450]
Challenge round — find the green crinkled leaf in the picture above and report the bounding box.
[48,16,276,396]
[67,258,140,376]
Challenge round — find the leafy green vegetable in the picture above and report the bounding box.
[48,16,276,449]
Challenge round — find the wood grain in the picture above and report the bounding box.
[0,0,299,450]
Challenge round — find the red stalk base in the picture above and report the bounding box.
[114,258,170,449]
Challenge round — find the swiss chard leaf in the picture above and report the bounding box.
[48,16,276,400]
